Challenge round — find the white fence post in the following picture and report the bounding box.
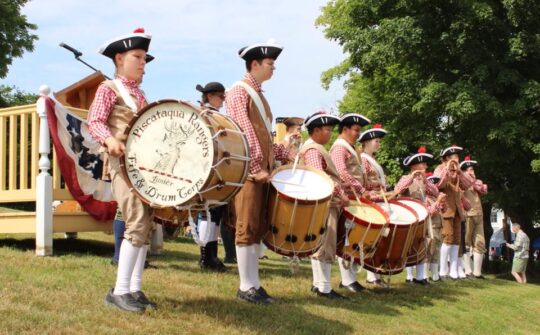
[35,85,53,256]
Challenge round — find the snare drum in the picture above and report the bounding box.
[396,197,429,266]
[263,164,334,257]
[120,100,249,209]
[336,197,389,262]
[363,200,418,275]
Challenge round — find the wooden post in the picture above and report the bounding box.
[35,85,53,256]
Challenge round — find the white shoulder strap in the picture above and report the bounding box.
[113,79,138,112]
[361,152,387,187]
[233,81,272,133]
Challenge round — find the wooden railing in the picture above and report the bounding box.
[0,86,112,255]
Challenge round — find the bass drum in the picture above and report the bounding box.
[120,100,249,210]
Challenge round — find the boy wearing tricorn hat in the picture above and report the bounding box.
[329,112,370,293]
[300,112,350,299]
[358,123,390,287]
[394,147,446,285]
[460,156,488,279]
[88,28,156,313]
[433,145,473,280]
[225,39,294,304]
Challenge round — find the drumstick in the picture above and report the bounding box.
[291,141,304,174]
[351,188,367,215]
[271,178,305,187]
[380,187,393,215]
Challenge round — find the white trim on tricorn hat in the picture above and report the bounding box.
[340,113,371,127]
[403,146,434,166]
[440,145,463,158]
[98,27,152,60]
[304,112,340,130]
[460,156,478,170]
[238,38,283,61]
[358,123,387,142]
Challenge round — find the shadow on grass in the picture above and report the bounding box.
[164,296,355,335]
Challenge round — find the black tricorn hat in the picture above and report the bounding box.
[440,145,463,158]
[238,38,283,61]
[460,156,478,170]
[196,82,225,94]
[98,27,152,60]
[304,112,340,131]
[340,113,371,127]
[358,124,387,142]
[403,146,433,166]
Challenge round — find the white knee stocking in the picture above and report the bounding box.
[338,257,357,286]
[439,243,451,276]
[130,245,148,292]
[114,240,141,295]
[311,259,332,293]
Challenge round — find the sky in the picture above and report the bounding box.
[2,0,347,121]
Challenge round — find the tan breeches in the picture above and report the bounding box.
[465,215,486,253]
[109,157,154,247]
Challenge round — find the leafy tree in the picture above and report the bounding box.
[0,0,38,78]
[0,85,38,107]
[317,0,540,248]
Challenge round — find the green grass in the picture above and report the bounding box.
[0,232,539,335]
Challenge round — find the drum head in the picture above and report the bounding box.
[121,100,215,207]
[376,202,417,225]
[271,165,333,201]
[396,198,428,221]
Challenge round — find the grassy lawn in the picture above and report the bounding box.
[0,232,538,335]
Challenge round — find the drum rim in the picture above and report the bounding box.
[270,164,334,205]
[195,106,250,206]
[342,197,389,227]
[119,99,218,208]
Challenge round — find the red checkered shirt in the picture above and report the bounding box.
[394,174,439,198]
[330,144,365,194]
[473,179,488,195]
[225,73,288,174]
[88,75,147,145]
[433,164,474,190]
[394,174,441,214]
[304,148,345,198]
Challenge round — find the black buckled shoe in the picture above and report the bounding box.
[312,287,349,300]
[257,286,276,304]
[237,287,269,305]
[339,281,366,293]
[413,279,430,286]
[405,279,413,283]
[105,288,145,313]
[131,291,157,310]
[474,274,486,280]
